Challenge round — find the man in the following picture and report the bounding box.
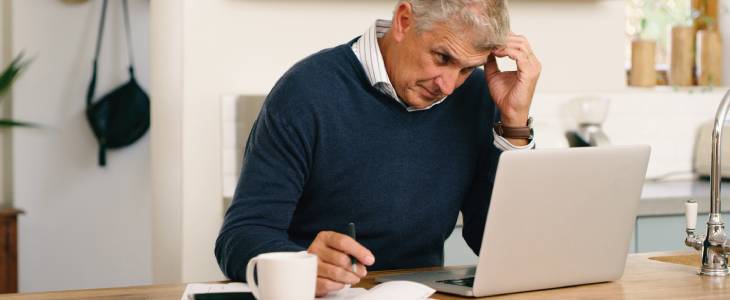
[216,0,540,296]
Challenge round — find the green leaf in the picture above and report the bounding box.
[0,52,31,99]
[0,119,38,128]
[640,18,647,32]
[0,53,38,129]
[0,119,37,127]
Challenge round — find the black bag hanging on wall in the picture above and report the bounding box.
[85,0,150,167]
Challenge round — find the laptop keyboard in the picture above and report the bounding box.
[437,276,475,287]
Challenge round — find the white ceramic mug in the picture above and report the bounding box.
[245,251,317,300]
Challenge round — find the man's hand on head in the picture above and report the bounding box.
[484,32,541,129]
[307,231,375,297]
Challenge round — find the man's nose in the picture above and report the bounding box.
[434,70,458,96]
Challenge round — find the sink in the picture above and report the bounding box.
[649,253,700,267]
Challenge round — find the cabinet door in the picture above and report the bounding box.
[0,216,19,293]
[0,219,9,292]
[636,213,730,253]
[629,223,637,254]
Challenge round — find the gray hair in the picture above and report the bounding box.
[396,0,510,50]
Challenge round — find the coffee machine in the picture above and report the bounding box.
[565,96,611,147]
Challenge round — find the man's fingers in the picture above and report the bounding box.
[495,46,529,61]
[353,263,368,277]
[312,245,368,277]
[501,32,536,57]
[484,54,500,78]
[506,33,530,49]
[492,47,539,77]
[323,232,375,266]
[316,245,355,270]
[315,277,345,297]
[318,261,361,284]
[505,35,539,65]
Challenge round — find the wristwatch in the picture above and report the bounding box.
[494,117,534,139]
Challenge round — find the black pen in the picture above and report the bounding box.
[347,222,357,272]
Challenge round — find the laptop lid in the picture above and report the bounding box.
[472,145,650,296]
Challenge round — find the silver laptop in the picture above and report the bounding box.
[375,145,651,297]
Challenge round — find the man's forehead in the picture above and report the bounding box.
[432,43,490,66]
[425,25,491,65]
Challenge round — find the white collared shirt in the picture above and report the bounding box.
[352,19,535,151]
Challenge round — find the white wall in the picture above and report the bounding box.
[149,0,183,285]
[509,0,626,92]
[151,0,635,283]
[530,89,728,178]
[11,0,151,292]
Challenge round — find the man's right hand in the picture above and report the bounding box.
[307,231,375,297]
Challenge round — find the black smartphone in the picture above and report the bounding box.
[192,292,256,300]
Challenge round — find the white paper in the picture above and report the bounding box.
[349,281,434,300]
[317,287,368,299]
[180,282,251,300]
[180,281,434,300]
[316,281,435,300]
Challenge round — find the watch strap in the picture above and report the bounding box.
[494,117,533,139]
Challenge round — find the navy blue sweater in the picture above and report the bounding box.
[215,40,501,281]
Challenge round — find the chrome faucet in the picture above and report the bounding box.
[685,89,730,276]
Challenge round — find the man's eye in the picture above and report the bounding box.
[435,53,449,64]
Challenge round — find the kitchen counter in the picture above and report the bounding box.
[639,179,730,216]
[3,251,727,299]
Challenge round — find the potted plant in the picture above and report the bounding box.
[0,53,35,209]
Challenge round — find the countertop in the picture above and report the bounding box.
[638,178,730,216]
[3,251,728,299]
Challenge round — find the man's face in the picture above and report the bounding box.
[386,22,492,109]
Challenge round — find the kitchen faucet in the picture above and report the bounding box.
[685,89,730,276]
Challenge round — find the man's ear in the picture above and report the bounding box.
[391,2,415,42]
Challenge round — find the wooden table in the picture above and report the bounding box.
[2,251,730,299]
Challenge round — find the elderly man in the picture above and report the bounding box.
[215,0,540,296]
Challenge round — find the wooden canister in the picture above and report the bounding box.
[697,29,723,86]
[692,0,719,30]
[670,26,695,86]
[630,40,656,87]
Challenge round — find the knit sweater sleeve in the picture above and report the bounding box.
[214,91,314,281]
[459,72,503,255]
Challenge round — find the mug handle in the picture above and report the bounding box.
[246,257,262,299]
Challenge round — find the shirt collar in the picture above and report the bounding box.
[352,19,447,112]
